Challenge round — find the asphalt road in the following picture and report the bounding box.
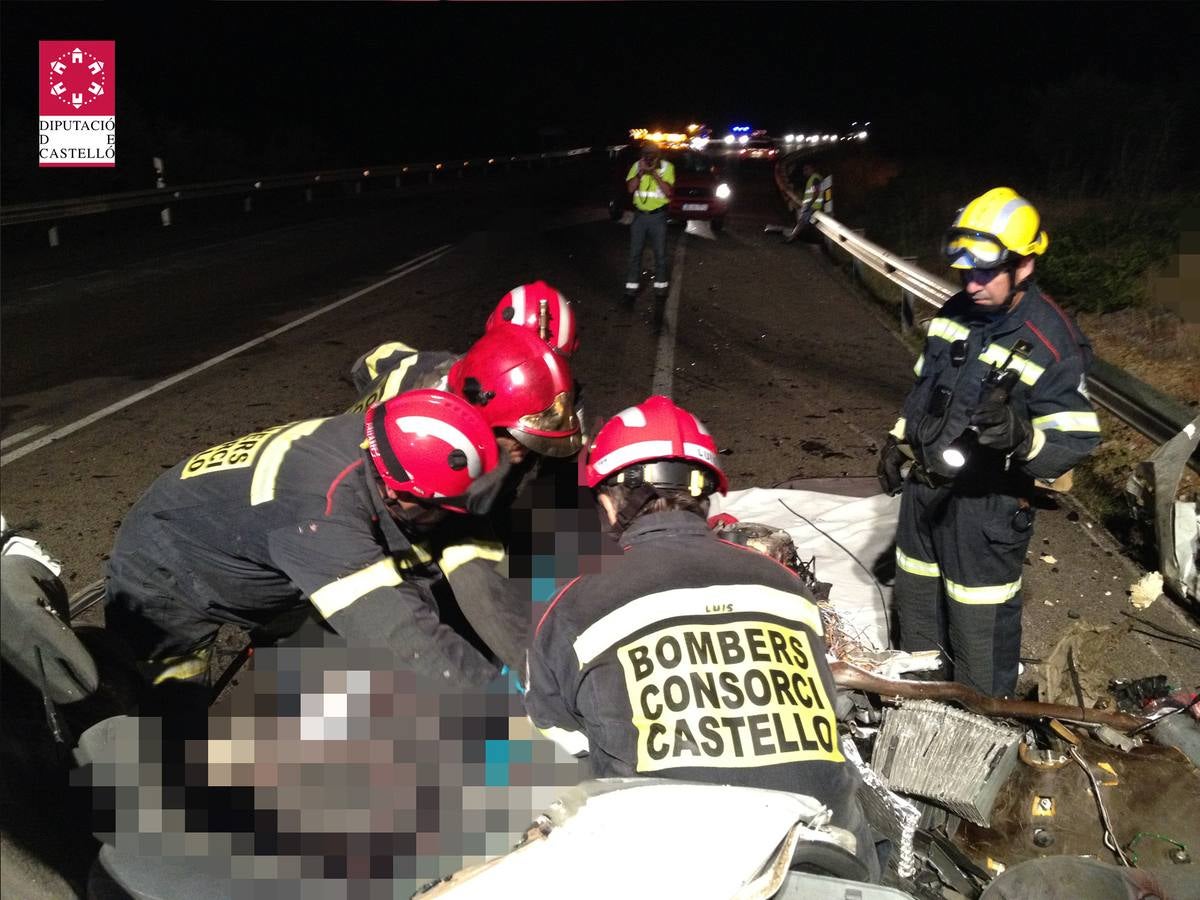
[2,153,1197,894]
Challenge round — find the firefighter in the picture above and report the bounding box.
[104,389,518,694]
[525,396,879,882]
[877,187,1101,697]
[623,141,675,301]
[349,322,580,463]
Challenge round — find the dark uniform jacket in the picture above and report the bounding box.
[525,511,860,825]
[898,283,1101,486]
[348,343,457,413]
[105,413,504,685]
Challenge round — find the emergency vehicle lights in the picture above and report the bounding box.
[630,128,691,148]
[715,183,732,200]
[731,126,751,133]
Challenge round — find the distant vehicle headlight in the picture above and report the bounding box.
[715,183,732,200]
[784,134,795,143]
[738,135,749,145]
[724,134,735,145]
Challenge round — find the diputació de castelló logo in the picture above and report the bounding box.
[39,41,116,168]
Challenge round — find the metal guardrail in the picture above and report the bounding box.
[1,144,626,227]
[811,211,1200,475]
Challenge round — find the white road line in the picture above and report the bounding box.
[650,239,687,397]
[0,424,48,450]
[0,245,453,468]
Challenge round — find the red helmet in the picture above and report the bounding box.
[485,281,578,357]
[584,395,728,495]
[447,325,581,458]
[365,389,500,513]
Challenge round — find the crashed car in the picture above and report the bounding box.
[6,482,1199,899]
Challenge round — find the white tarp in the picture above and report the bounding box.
[708,488,901,652]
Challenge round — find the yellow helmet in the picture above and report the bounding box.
[944,187,1049,270]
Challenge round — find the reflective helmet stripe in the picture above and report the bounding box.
[555,293,573,351]
[616,405,648,427]
[509,284,527,323]
[592,439,675,478]
[395,415,482,477]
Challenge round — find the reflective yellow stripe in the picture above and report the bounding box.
[310,558,402,618]
[890,418,907,440]
[573,584,823,667]
[913,354,925,377]
[440,540,506,576]
[363,342,415,382]
[978,344,1045,386]
[944,577,1021,605]
[151,648,212,685]
[348,356,420,414]
[1023,428,1046,461]
[896,548,940,578]
[249,419,326,506]
[927,318,970,343]
[394,543,435,571]
[1032,411,1101,433]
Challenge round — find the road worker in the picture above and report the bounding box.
[525,396,879,881]
[623,141,675,301]
[877,187,1101,697]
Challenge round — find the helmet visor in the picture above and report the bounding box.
[943,228,1010,270]
[510,392,582,457]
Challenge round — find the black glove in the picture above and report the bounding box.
[877,435,907,496]
[970,393,1033,456]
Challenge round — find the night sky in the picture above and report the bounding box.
[2,2,1198,195]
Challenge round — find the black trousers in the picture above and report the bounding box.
[893,479,1033,697]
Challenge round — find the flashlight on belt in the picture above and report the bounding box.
[941,343,1030,470]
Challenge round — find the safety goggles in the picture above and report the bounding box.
[943,227,1012,271]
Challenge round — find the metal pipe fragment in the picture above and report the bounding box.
[830,661,1146,733]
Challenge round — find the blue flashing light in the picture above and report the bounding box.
[731,125,751,133]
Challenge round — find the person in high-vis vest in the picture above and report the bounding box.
[624,141,675,301]
[877,188,1101,697]
[104,390,522,698]
[783,161,825,243]
[525,396,881,883]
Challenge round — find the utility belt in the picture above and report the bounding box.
[635,205,667,215]
[907,457,1035,500]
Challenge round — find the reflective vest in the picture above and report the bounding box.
[626,160,675,212]
[802,172,825,211]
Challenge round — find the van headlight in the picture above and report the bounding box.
[715,183,732,200]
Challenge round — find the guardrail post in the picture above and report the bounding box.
[355,181,362,195]
[48,225,60,248]
[849,228,867,284]
[900,256,918,333]
[428,172,435,186]
[244,196,252,214]
[305,187,313,203]
[394,175,402,189]
[154,156,172,227]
